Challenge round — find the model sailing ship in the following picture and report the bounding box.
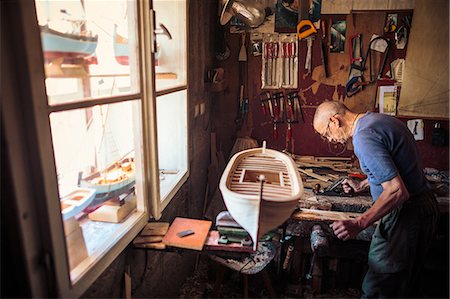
[219,142,303,250]
[78,105,136,213]
[79,151,136,213]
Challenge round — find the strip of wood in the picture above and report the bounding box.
[134,242,166,250]
[141,222,169,236]
[133,235,164,244]
[291,208,362,222]
[298,168,331,182]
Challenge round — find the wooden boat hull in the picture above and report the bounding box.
[219,146,303,250]
[113,25,129,65]
[40,25,98,64]
[60,187,96,220]
[80,157,135,212]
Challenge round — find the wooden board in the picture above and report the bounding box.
[88,197,136,223]
[65,220,88,269]
[140,222,169,236]
[134,242,166,250]
[291,208,363,222]
[162,217,212,251]
[133,235,164,244]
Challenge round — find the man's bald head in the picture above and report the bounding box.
[313,101,349,134]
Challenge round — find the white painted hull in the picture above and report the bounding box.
[219,145,303,250]
[60,187,96,221]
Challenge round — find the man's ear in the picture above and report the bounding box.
[330,114,341,128]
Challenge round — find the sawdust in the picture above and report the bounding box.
[178,256,363,298]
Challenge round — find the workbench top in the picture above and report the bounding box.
[288,190,375,241]
[299,189,373,213]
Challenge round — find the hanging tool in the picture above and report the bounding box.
[238,32,247,62]
[272,93,280,120]
[320,19,329,77]
[297,0,317,40]
[362,36,390,83]
[305,37,314,75]
[273,122,278,140]
[346,34,366,98]
[238,84,244,115]
[282,42,289,85]
[290,41,297,85]
[287,42,294,85]
[259,91,271,116]
[264,42,271,86]
[287,91,304,123]
[272,42,279,87]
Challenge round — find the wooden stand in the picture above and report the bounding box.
[63,217,88,270]
[88,197,137,223]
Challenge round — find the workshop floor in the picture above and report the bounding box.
[178,256,361,298]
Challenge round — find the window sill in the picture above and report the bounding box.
[65,210,147,298]
[159,170,189,212]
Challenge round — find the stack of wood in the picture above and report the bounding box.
[133,222,169,250]
[292,155,362,189]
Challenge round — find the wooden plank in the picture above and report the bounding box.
[133,235,164,244]
[141,222,170,236]
[291,208,362,222]
[88,197,136,223]
[298,168,331,183]
[65,224,88,269]
[134,242,166,250]
[162,217,212,251]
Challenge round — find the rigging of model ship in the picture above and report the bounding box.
[78,105,136,213]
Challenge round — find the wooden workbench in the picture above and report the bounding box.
[288,191,375,241]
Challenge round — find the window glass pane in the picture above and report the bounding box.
[49,100,144,282]
[153,0,187,91]
[35,0,140,105]
[156,90,188,200]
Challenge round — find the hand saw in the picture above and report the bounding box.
[297,0,317,40]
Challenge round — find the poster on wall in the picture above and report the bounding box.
[378,85,397,116]
[330,20,346,53]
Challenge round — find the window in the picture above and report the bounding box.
[8,0,188,296]
[152,0,189,217]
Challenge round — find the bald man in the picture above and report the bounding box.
[313,101,439,298]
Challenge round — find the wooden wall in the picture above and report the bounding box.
[214,8,449,170]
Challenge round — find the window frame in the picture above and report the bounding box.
[3,0,188,297]
[150,0,190,219]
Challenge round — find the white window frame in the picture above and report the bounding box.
[3,0,188,297]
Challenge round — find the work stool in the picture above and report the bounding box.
[208,241,277,298]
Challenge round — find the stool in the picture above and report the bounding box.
[208,241,277,298]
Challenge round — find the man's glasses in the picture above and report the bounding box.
[319,113,338,141]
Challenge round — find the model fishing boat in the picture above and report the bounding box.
[40,25,98,65]
[60,187,96,221]
[79,153,136,212]
[113,24,129,65]
[219,142,303,250]
[36,0,98,65]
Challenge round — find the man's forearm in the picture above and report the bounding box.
[357,176,409,229]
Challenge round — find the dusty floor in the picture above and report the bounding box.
[178,256,361,298]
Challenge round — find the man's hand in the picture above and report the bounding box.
[342,178,369,193]
[330,219,364,241]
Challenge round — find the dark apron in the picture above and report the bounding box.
[361,190,439,298]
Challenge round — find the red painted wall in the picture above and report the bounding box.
[217,13,449,171]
